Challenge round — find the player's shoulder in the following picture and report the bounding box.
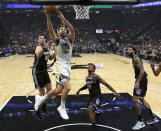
[35,46,43,51]
[133,55,140,63]
[92,73,100,79]
[36,45,42,49]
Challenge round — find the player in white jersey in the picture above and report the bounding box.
[34,9,75,120]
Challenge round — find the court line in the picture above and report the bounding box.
[154,112,161,119]
[0,96,12,111]
[44,123,121,131]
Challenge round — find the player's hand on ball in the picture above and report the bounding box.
[134,82,139,89]
[76,90,80,96]
[116,93,122,99]
[44,8,49,17]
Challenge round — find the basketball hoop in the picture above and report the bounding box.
[73,5,91,20]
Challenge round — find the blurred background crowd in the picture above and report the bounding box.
[0,5,161,62]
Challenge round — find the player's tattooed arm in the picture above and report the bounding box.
[94,74,121,99]
[76,84,88,96]
[150,62,161,76]
[58,11,75,44]
[133,56,144,88]
[44,8,58,45]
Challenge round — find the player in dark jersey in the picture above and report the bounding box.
[76,63,121,131]
[128,46,159,130]
[150,62,161,76]
[32,36,55,119]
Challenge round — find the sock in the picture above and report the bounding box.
[41,95,47,102]
[60,100,66,108]
[137,114,143,122]
[148,109,154,118]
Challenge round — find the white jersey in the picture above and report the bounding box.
[54,36,72,78]
[56,37,72,63]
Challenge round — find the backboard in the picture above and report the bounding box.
[29,0,140,5]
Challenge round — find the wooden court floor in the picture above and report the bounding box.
[0,54,161,117]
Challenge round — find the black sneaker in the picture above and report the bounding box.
[35,109,44,120]
[95,112,101,122]
[41,104,50,115]
[147,115,159,125]
[90,124,97,131]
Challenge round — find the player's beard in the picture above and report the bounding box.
[88,70,94,74]
[60,33,66,38]
[128,53,133,58]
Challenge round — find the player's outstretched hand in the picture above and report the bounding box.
[116,93,123,100]
[76,90,80,96]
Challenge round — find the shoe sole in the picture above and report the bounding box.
[57,107,69,120]
[34,111,44,120]
[147,119,159,125]
[132,124,145,130]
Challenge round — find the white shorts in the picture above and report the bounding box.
[53,62,71,86]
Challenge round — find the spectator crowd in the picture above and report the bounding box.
[0,8,160,62]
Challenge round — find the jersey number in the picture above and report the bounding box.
[88,85,92,90]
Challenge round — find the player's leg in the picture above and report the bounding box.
[132,97,145,130]
[87,97,101,131]
[61,80,71,107]
[34,84,63,110]
[138,77,159,124]
[87,105,96,123]
[32,70,45,119]
[132,82,146,130]
[34,73,63,111]
[57,79,71,120]
[87,105,97,131]
[133,97,142,121]
[40,72,52,114]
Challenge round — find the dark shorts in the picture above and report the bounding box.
[32,68,51,89]
[88,96,101,111]
[133,77,148,99]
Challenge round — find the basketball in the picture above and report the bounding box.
[45,6,59,16]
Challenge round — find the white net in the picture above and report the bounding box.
[73,5,91,20]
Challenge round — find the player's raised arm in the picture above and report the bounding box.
[58,11,75,44]
[150,62,161,76]
[44,8,58,44]
[94,74,121,99]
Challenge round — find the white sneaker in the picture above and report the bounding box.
[57,106,69,120]
[132,121,145,130]
[34,95,43,111]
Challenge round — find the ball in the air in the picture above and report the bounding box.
[45,6,59,16]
